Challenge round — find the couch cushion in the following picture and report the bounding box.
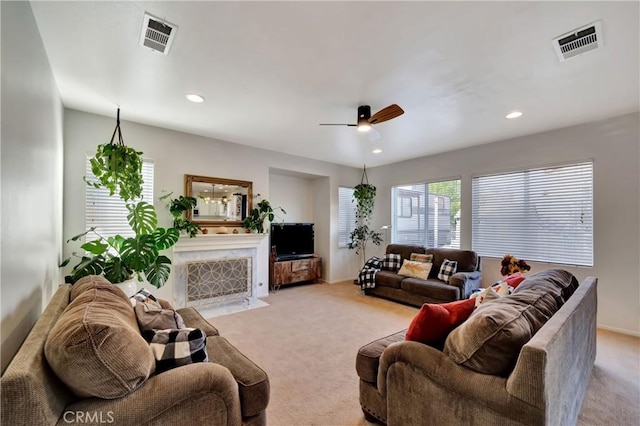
[375,270,405,289]
[398,259,433,280]
[426,248,478,278]
[356,330,406,384]
[206,336,270,418]
[406,299,476,345]
[134,302,186,332]
[386,244,425,261]
[44,275,155,399]
[513,269,579,308]
[443,294,554,376]
[400,278,460,301]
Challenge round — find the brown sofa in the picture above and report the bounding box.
[357,270,598,426]
[365,244,482,306]
[1,280,269,425]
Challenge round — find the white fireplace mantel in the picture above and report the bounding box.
[173,233,268,252]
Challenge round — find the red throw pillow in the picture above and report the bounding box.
[504,272,526,288]
[405,298,476,345]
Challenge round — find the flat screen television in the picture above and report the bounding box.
[270,223,314,261]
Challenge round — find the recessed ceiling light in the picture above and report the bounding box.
[506,111,523,119]
[186,94,205,103]
[372,149,382,154]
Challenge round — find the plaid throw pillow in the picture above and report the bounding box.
[364,256,383,270]
[142,328,208,373]
[438,259,458,283]
[382,253,402,272]
[359,267,378,290]
[410,253,433,263]
[131,288,162,309]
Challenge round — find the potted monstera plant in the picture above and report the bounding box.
[61,201,179,290]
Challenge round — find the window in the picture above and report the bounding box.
[338,186,356,248]
[85,157,154,238]
[391,179,461,249]
[472,161,593,266]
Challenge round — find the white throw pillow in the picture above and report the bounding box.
[398,259,433,280]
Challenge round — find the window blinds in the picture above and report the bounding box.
[85,158,154,238]
[338,187,356,248]
[472,161,593,266]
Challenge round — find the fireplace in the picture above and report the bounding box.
[172,233,267,311]
[185,257,252,306]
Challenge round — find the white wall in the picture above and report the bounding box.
[369,112,640,335]
[269,173,315,223]
[1,1,64,373]
[63,109,362,301]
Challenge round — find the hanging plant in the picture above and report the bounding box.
[84,108,144,202]
[349,166,383,261]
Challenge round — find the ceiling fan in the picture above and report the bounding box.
[319,104,404,133]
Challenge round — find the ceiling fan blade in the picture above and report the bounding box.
[319,123,357,126]
[369,104,404,124]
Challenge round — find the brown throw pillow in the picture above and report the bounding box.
[134,302,186,332]
[44,275,155,399]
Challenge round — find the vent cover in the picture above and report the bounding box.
[553,21,603,62]
[139,13,177,55]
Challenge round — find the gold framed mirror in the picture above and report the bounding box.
[184,175,253,227]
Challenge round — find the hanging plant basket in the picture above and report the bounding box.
[348,166,383,260]
[85,108,144,202]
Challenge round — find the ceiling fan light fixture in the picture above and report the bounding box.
[357,117,371,132]
[372,148,382,154]
[506,111,523,119]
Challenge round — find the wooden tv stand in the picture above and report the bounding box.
[269,256,322,290]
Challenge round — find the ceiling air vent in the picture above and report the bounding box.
[552,21,603,62]
[139,13,177,55]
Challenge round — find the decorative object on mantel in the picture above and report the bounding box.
[233,228,239,234]
[160,191,202,237]
[242,194,286,233]
[202,228,209,234]
[349,165,383,266]
[500,254,531,276]
[216,227,228,234]
[84,108,144,201]
[61,202,180,289]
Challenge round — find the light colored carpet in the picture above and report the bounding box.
[208,281,640,426]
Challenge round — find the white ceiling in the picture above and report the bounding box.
[31,1,639,168]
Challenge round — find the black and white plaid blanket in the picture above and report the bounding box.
[142,328,208,373]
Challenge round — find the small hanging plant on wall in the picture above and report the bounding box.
[84,108,144,201]
[349,166,383,261]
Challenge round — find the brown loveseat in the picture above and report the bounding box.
[1,278,269,425]
[365,244,482,306]
[357,270,598,426]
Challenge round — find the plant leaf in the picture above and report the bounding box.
[120,235,158,271]
[81,240,109,255]
[152,227,180,250]
[127,201,158,235]
[68,227,95,242]
[103,257,131,284]
[144,255,171,288]
[69,255,105,283]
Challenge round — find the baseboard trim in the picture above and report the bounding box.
[597,325,640,337]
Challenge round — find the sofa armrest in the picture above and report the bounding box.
[378,340,506,400]
[448,271,482,298]
[60,363,242,426]
[377,341,540,425]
